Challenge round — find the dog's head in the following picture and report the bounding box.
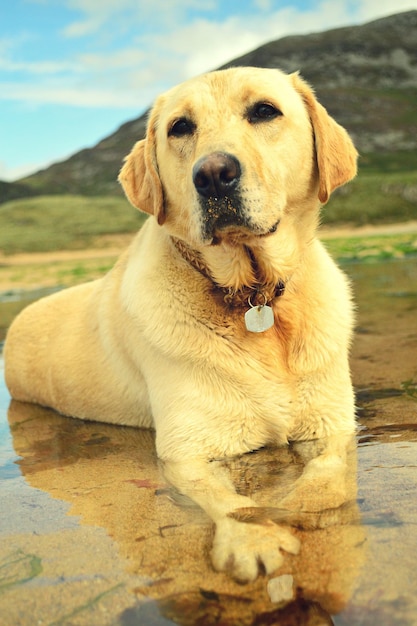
[119,67,357,248]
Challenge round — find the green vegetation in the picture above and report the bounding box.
[359,151,417,174]
[0,195,145,255]
[401,379,417,400]
[322,169,417,227]
[324,232,417,264]
[0,550,42,592]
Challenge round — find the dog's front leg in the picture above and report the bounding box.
[162,457,300,582]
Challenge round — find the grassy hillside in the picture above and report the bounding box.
[0,195,145,255]
[323,169,417,226]
[359,150,417,174]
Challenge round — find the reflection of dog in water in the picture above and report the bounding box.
[5,67,358,583]
[8,401,366,623]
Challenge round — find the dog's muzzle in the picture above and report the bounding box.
[193,152,246,238]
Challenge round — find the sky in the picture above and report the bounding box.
[1,0,416,182]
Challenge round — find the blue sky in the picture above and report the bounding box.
[1,0,416,182]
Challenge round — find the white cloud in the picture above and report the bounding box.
[78,48,147,72]
[61,0,216,37]
[137,4,353,84]
[253,0,273,10]
[353,0,417,22]
[0,57,82,75]
[0,80,151,108]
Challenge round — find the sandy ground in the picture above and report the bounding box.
[0,233,135,267]
[0,234,135,292]
[319,219,417,238]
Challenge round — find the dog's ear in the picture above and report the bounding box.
[291,72,358,204]
[118,104,165,225]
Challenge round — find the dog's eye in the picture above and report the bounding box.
[168,117,195,137]
[248,102,283,123]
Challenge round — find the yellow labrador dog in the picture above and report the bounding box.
[5,67,358,582]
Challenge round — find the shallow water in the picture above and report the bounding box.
[0,259,416,626]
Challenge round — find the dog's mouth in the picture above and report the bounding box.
[210,220,280,246]
[210,217,280,245]
[200,196,280,245]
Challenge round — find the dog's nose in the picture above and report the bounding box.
[193,152,241,199]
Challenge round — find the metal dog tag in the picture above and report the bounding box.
[245,304,274,333]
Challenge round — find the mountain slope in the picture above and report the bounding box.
[8,10,417,201]
[221,10,417,154]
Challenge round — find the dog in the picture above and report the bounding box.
[4,67,358,583]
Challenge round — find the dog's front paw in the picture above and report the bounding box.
[210,517,300,583]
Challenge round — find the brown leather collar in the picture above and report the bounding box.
[171,237,285,308]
